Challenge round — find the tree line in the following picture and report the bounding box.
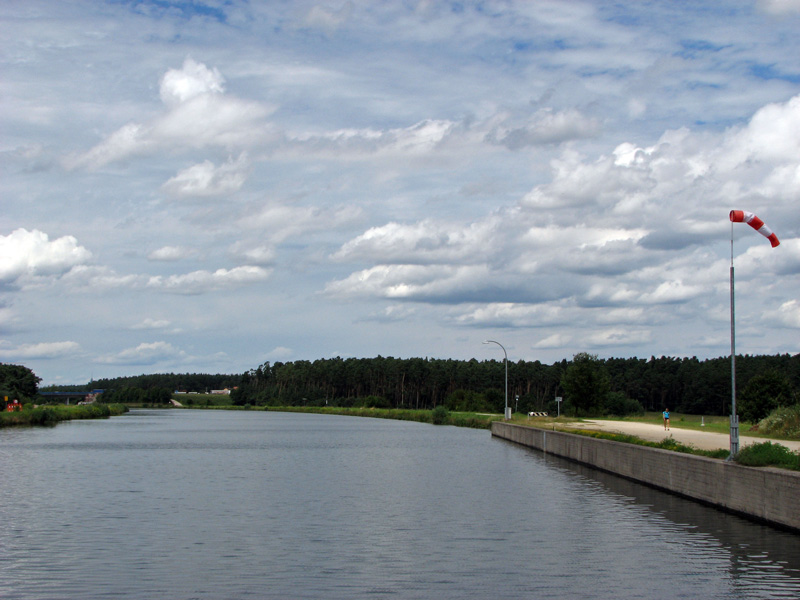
[230,353,800,419]
[10,351,800,420]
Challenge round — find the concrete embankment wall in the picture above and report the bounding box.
[492,422,800,533]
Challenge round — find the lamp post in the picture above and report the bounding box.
[483,340,508,420]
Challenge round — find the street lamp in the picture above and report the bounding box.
[483,340,508,420]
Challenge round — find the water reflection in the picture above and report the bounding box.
[513,444,800,598]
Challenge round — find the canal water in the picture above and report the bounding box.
[1,409,798,599]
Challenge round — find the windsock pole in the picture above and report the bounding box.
[727,209,779,457]
[729,223,739,458]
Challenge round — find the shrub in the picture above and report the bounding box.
[603,391,644,417]
[735,442,800,470]
[757,404,800,438]
[431,405,449,425]
[353,395,390,409]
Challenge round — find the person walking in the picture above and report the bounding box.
[663,408,670,431]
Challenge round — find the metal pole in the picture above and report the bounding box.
[483,340,508,419]
[729,223,739,458]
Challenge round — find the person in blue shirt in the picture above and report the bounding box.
[663,408,670,431]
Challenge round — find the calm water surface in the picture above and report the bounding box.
[1,409,799,599]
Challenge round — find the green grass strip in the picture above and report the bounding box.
[0,404,129,428]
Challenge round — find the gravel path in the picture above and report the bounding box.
[562,419,800,452]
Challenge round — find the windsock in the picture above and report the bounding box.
[729,210,780,247]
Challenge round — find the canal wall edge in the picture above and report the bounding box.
[491,422,800,533]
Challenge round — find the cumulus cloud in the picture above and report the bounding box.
[148,246,194,261]
[584,328,653,348]
[131,318,172,330]
[0,229,91,286]
[332,219,498,265]
[61,265,146,291]
[533,333,573,349]
[0,341,81,360]
[361,304,418,323]
[266,346,293,360]
[325,264,490,301]
[65,59,275,170]
[227,243,276,266]
[98,341,185,365]
[718,95,800,171]
[520,150,656,212]
[324,263,562,304]
[147,265,271,294]
[327,94,800,317]
[242,203,361,244]
[162,153,250,197]
[455,303,569,328]
[159,58,225,106]
[763,300,800,328]
[486,108,601,149]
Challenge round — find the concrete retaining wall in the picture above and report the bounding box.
[492,422,800,533]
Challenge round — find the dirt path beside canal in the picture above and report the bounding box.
[562,419,800,452]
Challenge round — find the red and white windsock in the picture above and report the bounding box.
[729,210,780,247]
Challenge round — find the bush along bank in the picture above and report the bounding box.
[735,441,800,471]
[0,403,128,428]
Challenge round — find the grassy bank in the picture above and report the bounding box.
[556,426,731,459]
[193,404,499,429]
[0,403,129,428]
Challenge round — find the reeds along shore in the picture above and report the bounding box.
[0,403,128,427]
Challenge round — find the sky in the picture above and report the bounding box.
[2,0,800,386]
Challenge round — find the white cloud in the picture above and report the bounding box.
[719,95,800,170]
[361,304,418,323]
[0,341,81,360]
[763,300,800,328]
[332,219,497,265]
[533,333,573,349]
[148,246,194,261]
[162,153,250,197]
[242,203,361,243]
[266,346,293,360]
[228,243,276,266]
[98,341,185,366]
[521,150,656,212]
[584,328,653,348]
[487,108,601,149]
[159,58,225,107]
[147,265,271,294]
[455,303,568,328]
[0,229,91,286]
[131,318,172,330]
[60,265,146,291]
[65,60,275,170]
